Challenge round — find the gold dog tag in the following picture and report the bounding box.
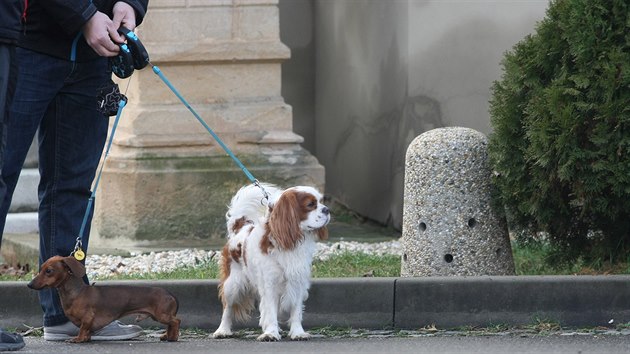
[74,250,85,261]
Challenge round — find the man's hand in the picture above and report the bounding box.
[82,11,120,57]
[112,2,138,38]
[82,2,138,57]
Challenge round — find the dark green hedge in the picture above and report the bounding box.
[489,0,630,263]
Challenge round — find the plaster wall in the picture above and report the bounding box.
[311,0,548,228]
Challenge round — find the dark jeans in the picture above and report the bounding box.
[0,48,109,326]
[0,44,17,219]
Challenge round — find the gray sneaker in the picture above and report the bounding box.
[44,320,143,341]
[0,328,25,351]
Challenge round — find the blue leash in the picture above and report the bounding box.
[72,99,126,259]
[73,62,269,259]
[149,63,268,199]
[150,64,261,187]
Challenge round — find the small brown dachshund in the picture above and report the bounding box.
[28,255,180,343]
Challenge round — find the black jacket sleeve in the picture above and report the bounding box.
[0,0,24,43]
[118,0,149,27]
[40,0,98,35]
[40,0,148,35]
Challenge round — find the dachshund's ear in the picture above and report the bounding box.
[63,256,86,278]
[268,191,302,250]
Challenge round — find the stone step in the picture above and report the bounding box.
[9,168,39,213]
[4,212,38,234]
[4,168,39,237]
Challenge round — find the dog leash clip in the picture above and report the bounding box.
[253,180,270,205]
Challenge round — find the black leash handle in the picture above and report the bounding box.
[110,27,150,79]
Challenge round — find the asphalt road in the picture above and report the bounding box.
[16,333,630,354]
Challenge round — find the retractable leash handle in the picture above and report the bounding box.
[117,27,150,70]
[109,43,134,79]
[110,27,150,79]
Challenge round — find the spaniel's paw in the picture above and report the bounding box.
[212,328,233,339]
[289,331,311,341]
[257,332,281,342]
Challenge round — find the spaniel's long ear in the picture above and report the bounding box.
[268,191,302,250]
[63,256,86,278]
[317,226,328,241]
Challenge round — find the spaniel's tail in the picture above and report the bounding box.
[217,248,256,324]
[217,283,254,324]
[225,182,281,236]
[231,298,256,324]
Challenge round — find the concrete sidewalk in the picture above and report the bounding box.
[2,275,630,330]
[13,332,630,354]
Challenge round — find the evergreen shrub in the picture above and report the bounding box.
[488,0,630,263]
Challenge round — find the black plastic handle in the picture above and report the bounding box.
[117,26,150,70]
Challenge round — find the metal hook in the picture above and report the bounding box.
[253,180,270,203]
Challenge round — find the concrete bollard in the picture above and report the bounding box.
[400,127,515,276]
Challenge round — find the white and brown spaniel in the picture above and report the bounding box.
[212,183,330,341]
